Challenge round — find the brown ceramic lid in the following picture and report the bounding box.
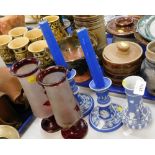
[103,41,143,64]
[106,16,137,36]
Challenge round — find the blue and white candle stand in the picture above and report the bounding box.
[77,28,123,132]
[39,21,94,117]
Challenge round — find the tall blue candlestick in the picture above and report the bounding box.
[77,28,105,88]
[39,21,68,68]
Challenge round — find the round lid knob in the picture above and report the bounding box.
[117,42,130,52]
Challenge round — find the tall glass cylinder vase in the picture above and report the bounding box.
[37,66,88,139]
[11,58,61,132]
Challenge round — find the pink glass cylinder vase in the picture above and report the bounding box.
[37,66,81,128]
[11,58,52,118]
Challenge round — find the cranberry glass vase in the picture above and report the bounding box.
[37,66,88,139]
[11,58,60,132]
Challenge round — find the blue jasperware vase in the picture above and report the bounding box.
[122,76,152,129]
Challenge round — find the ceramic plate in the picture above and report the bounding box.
[106,16,136,36]
[145,16,155,40]
[136,15,153,41]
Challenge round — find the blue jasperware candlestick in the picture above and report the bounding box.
[39,21,94,117]
[77,28,123,132]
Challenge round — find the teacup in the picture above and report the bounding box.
[8,37,29,61]
[28,40,53,68]
[8,27,28,39]
[42,15,67,41]
[0,35,15,64]
[24,28,43,43]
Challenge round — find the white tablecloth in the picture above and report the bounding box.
[22,87,155,139]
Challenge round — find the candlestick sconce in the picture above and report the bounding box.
[89,78,123,132]
[67,68,94,117]
[39,21,94,117]
[77,28,123,132]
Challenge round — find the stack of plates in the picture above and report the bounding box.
[136,15,155,42]
[74,15,106,57]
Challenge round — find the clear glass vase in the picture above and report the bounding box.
[37,66,88,139]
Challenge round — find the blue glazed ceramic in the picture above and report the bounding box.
[89,77,123,132]
[122,76,152,129]
[68,69,94,117]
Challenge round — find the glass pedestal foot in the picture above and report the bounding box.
[41,115,61,133]
[61,119,88,139]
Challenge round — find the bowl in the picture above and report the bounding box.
[0,125,20,139]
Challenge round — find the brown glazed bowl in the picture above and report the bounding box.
[102,41,143,86]
[58,31,97,76]
[115,16,134,27]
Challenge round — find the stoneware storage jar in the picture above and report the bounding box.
[141,40,155,96]
[102,41,143,85]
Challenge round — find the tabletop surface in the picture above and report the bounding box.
[21,87,155,139]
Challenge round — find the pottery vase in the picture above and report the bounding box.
[141,40,155,96]
[122,76,152,129]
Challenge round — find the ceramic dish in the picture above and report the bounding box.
[145,16,155,40]
[134,31,149,46]
[136,15,153,41]
[102,41,143,85]
[106,16,137,36]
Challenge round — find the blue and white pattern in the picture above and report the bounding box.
[67,69,94,117]
[89,77,123,132]
[122,76,152,129]
[122,107,152,129]
[89,104,123,132]
[77,93,94,117]
[122,104,152,129]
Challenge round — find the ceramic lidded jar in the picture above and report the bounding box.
[141,40,155,96]
[102,41,143,85]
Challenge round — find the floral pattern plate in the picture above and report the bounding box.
[145,16,155,40]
